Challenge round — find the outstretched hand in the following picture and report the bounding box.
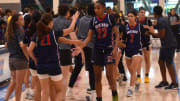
[73,40,84,47]
[143,25,155,35]
[72,47,81,56]
[72,11,80,21]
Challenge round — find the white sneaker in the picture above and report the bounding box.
[126,89,133,97]
[24,88,29,99]
[66,87,73,97]
[117,74,124,85]
[135,82,140,92]
[90,90,96,101]
[25,94,34,100]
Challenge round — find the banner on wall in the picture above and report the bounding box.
[0,49,10,83]
[0,59,4,76]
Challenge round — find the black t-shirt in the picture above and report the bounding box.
[157,16,177,48]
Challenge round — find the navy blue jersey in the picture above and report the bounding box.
[137,18,152,47]
[23,30,37,69]
[32,30,63,66]
[23,30,33,45]
[123,23,146,52]
[89,14,116,49]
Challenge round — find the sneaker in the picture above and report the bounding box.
[176,49,180,52]
[90,90,96,101]
[66,87,73,97]
[25,94,34,100]
[25,89,30,99]
[117,74,124,85]
[112,94,118,101]
[87,88,92,94]
[135,82,140,92]
[123,76,127,81]
[155,81,169,88]
[165,83,178,90]
[126,89,133,97]
[144,76,150,83]
[137,77,142,83]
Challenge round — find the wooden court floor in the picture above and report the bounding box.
[9,50,180,101]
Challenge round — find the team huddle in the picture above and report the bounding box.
[4,1,179,101]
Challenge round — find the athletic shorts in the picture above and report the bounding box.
[59,49,72,66]
[9,58,28,71]
[37,64,62,81]
[143,43,152,50]
[92,48,115,66]
[159,48,175,64]
[29,59,36,70]
[125,50,142,59]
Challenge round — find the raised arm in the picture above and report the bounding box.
[62,11,80,36]
[81,29,93,48]
[144,25,165,38]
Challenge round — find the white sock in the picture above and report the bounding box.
[68,87,72,91]
[29,88,34,95]
[129,86,133,90]
[136,81,140,84]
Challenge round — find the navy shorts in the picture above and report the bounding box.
[92,48,115,66]
[29,59,36,70]
[159,48,175,64]
[37,64,62,76]
[142,43,151,50]
[125,50,142,59]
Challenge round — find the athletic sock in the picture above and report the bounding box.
[112,90,118,101]
[145,73,149,77]
[129,86,133,90]
[29,88,34,95]
[96,97,102,101]
[112,90,118,96]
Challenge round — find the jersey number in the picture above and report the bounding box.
[97,28,107,39]
[41,34,51,46]
[130,34,134,43]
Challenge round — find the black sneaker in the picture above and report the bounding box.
[176,49,180,52]
[165,83,179,90]
[87,88,92,94]
[123,76,127,81]
[155,81,169,88]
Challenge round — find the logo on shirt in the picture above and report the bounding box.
[95,23,109,29]
[127,30,138,34]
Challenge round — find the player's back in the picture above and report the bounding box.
[33,31,59,65]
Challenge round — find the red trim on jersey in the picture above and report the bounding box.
[128,22,137,29]
[96,14,107,22]
[138,17,146,24]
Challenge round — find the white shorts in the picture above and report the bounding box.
[38,74,63,81]
[30,69,38,76]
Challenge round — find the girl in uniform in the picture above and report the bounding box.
[81,1,119,101]
[123,9,146,97]
[28,13,81,101]
[137,7,153,83]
